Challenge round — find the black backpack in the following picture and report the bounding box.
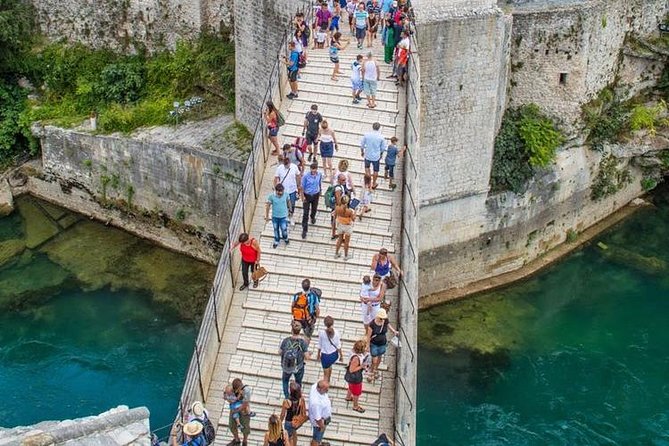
[193,417,216,445]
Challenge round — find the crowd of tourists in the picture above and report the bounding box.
[171,1,413,445]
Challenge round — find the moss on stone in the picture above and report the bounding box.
[419,293,537,355]
[0,239,26,267]
[17,199,60,249]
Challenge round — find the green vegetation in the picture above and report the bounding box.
[0,0,236,165]
[0,0,35,164]
[641,177,658,191]
[566,228,579,243]
[24,31,235,134]
[582,87,630,151]
[591,154,631,200]
[491,104,565,193]
[629,102,668,135]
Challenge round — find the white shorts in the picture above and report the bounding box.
[361,303,380,325]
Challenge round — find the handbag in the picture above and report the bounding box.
[251,265,268,283]
[349,198,360,210]
[290,398,308,429]
[344,356,363,384]
[383,271,397,289]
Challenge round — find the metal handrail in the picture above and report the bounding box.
[399,276,416,316]
[394,427,408,446]
[399,325,415,363]
[404,181,417,217]
[403,225,416,263]
[397,375,414,412]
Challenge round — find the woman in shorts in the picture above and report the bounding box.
[329,31,349,81]
[334,195,355,260]
[265,101,281,155]
[318,120,338,179]
[345,339,368,413]
[317,316,343,382]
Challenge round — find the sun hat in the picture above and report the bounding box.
[376,308,388,319]
[191,401,205,418]
[183,420,203,437]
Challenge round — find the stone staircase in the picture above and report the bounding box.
[206,40,404,446]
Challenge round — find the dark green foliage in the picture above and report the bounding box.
[591,154,631,200]
[0,0,34,75]
[583,88,630,151]
[97,62,146,104]
[491,105,564,193]
[22,30,236,135]
[0,79,29,161]
[641,177,658,192]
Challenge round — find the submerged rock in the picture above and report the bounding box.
[600,244,668,276]
[17,198,60,249]
[0,179,14,217]
[0,239,26,267]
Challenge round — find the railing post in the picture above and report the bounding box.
[211,283,221,343]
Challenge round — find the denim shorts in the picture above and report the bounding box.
[351,79,363,91]
[284,420,296,437]
[370,342,387,357]
[364,158,380,172]
[268,126,278,137]
[312,425,326,442]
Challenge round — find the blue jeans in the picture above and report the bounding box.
[282,367,305,398]
[272,216,288,244]
[288,191,298,214]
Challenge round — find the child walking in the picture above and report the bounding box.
[384,137,405,189]
[357,173,373,219]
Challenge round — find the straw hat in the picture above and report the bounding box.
[183,421,203,437]
[376,308,388,319]
[191,401,205,418]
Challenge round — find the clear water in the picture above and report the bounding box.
[0,196,215,433]
[418,186,669,445]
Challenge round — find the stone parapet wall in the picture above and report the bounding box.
[35,116,245,242]
[0,406,150,446]
[419,145,646,296]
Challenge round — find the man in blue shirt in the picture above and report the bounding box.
[283,41,300,99]
[265,184,291,248]
[360,122,387,189]
[300,162,323,239]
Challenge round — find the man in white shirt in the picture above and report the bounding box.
[275,155,302,224]
[309,380,332,446]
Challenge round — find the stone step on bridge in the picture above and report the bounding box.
[206,42,403,446]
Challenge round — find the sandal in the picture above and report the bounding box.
[353,406,366,413]
[345,396,353,401]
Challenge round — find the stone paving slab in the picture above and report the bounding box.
[206,42,400,446]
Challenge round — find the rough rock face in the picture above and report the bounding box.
[0,406,151,445]
[0,179,14,217]
[30,0,234,53]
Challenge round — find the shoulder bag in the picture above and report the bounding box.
[291,398,309,429]
[344,355,363,384]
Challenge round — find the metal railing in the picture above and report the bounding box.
[169,6,309,440]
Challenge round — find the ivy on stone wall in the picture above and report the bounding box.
[591,154,631,200]
[491,104,564,193]
[582,88,630,151]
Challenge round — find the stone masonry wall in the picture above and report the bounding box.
[416,0,669,298]
[233,0,301,128]
[413,0,511,251]
[508,0,668,134]
[35,116,246,241]
[0,406,151,445]
[30,0,234,52]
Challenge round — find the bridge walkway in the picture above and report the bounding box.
[206,41,405,446]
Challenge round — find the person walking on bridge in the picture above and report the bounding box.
[308,380,332,446]
[360,122,387,189]
[266,184,291,248]
[284,41,300,99]
[300,162,323,240]
[361,51,380,108]
[230,233,261,290]
[291,278,322,339]
[280,321,311,399]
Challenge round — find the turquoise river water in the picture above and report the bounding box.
[0,196,214,432]
[418,185,669,445]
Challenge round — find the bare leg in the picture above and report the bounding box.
[270,135,280,153]
[335,233,344,255]
[343,234,350,257]
[324,366,332,382]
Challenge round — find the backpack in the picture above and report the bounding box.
[277,111,286,127]
[326,184,349,209]
[292,289,322,320]
[193,417,216,445]
[281,338,305,374]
